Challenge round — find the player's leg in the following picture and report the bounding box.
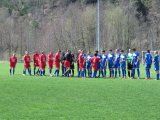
[81,68,85,78]
[23,66,26,75]
[101,68,104,78]
[28,67,31,75]
[54,69,57,76]
[10,67,12,75]
[118,65,121,77]
[145,68,149,79]
[49,67,52,76]
[145,64,149,79]
[87,66,90,77]
[84,68,86,77]
[132,64,135,78]
[114,67,117,78]
[13,67,15,75]
[56,64,60,77]
[137,63,140,79]
[93,69,97,78]
[103,66,106,77]
[124,68,126,78]
[121,67,124,78]
[111,67,114,78]
[34,66,36,75]
[155,70,159,80]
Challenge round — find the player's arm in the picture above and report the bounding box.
[15,57,17,64]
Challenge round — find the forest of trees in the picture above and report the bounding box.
[0,0,160,60]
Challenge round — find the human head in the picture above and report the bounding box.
[154,51,158,54]
[102,50,105,54]
[25,51,28,55]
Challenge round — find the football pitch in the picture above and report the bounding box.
[0,63,160,120]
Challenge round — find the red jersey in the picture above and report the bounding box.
[10,56,17,67]
[55,52,60,63]
[40,54,46,65]
[48,53,54,68]
[33,53,39,67]
[54,52,61,69]
[78,53,84,64]
[48,53,54,63]
[24,55,31,65]
[78,53,85,69]
[91,56,99,70]
[39,54,46,70]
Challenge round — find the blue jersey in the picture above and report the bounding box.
[154,55,159,71]
[145,53,152,69]
[120,54,126,69]
[86,55,92,69]
[97,54,102,69]
[114,53,120,68]
[132,52,140,68]
[101,54,107,68]
[145,53,152,64]
[132,52,138,64]
[108,53,114,68]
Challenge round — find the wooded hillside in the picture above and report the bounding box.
[0,0,160,59]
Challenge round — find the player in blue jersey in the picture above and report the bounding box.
[100,50,107,78]
[153,51,159,80]
[144,50,152,79]
[86,52,92,77]
[114,49,121,78]
[108,49,115,78]
[120,50,127,78]
[136,50,140,78]
[132,48,140,79]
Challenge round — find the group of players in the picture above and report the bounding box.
[9,48,160,80]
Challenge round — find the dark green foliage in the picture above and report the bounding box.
[134,0,149,21]
[31,20,39,29]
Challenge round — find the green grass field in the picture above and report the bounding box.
[0,63,160,120]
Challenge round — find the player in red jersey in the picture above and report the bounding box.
[23,51,31,76]
[64,50,72,77]
[9,53,17,75]
[48,51,54,77]
[39,51,47,76]
[33,51,40,75]
[78,50,85,78]
[91,53,99,78]
[54,50,61,76]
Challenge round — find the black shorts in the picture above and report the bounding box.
[127,62,132,70]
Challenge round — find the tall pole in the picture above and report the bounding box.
[96,0,100,51]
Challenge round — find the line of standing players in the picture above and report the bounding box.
[9,48,159,80]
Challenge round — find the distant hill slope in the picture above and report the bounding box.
[0,0,159,59]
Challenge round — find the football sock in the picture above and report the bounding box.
[115,70,117,78]
[10,69,12,75]
[132,69,135,78]
[156,73,159,80]
[23,70,26,75]
[13,69,15,75]
[137,69,140,78]
[118,69,121,77]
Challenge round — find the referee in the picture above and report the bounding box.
[127,49,133,78]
